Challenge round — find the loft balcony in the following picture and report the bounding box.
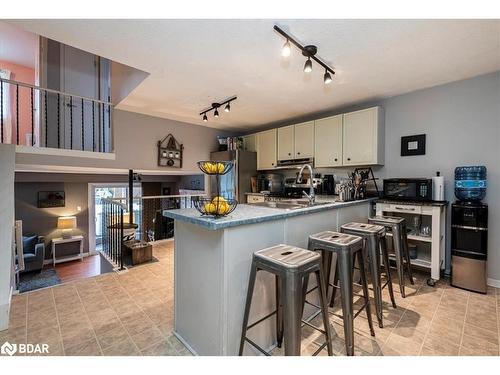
[0,77,114,157]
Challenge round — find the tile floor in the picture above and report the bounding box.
[1,240,499,356]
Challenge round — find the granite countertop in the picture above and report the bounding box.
[164,198,376,231]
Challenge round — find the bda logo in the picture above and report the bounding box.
[1,341,17,356]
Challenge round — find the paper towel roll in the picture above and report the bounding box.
[432,176,445,201]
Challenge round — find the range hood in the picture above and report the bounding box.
[276,157,314,169]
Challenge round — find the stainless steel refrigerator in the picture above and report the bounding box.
[210,150,257,203]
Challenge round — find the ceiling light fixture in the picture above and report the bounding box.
[281,39,291,57]
[304,57,312,73]
[323,70,333,84]
[273,25,335,85]
[199,96,237,122]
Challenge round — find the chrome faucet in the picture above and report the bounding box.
[298,164,315,205]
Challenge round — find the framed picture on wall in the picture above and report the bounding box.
[401,134,426,156]
[38,191,65,208]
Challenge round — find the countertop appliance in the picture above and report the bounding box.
[322,174,335,195]
[383,178,433,201]
[256,173,284,195]
[210,150,257,202]
[451,201,488,293]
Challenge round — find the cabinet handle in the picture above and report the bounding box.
[334,158,338,162]
[288,153,291,156]
[297,152,301,155]
[347,157,351,161]
[395,206,415,211]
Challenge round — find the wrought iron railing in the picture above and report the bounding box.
[110,194,204,242]
[100,198,127,270]
[0,77,113,152]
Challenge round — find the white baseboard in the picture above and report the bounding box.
[0,286,13,331]
[487,278,500,288]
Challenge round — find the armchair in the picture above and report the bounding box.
[21,235,45,273]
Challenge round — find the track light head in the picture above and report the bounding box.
[304,58,312,73]
[324,70,333,84]
[214,109,219,118]
[224,103,230,112]
[203,113,208,122]
[281,39,291,57]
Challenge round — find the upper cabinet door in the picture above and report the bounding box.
[243,134,256,152]
[314,115,343,167]
[343,107,384,166]
[294,121,314,158]
[277,125,295,161]
[257,129,277,170]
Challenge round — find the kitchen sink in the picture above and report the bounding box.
[251,200,330,210]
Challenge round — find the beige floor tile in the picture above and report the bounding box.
[131,326,164,351]
[102,337,140,356]
[60,325,96,350]
[384,329,426,355]
[64,337,102,356]
[96,324,130,349]
[427,318,464,346]
[421,334,460,356]
[463,322,499,346]
[140,339,178,356]
[460,334,499,356]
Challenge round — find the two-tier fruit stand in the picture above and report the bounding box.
[194,160,238,218]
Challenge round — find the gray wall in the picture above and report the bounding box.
[0,144,15,331]
[16,109,229,173]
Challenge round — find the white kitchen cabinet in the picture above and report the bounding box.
[294,121,314,158]
[242,134,256,152]
[277,125,295,160]
[342,106,384,166]
[256,129,277,170]
[314,115,343,167]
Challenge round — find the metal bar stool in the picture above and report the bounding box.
[368,215,415,297]
[307,231,375,355]
[239,244,333,356]
[340,222,397,328]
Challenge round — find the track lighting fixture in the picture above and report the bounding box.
[199,96,237,122]
[304,57,312,73]
[323,70,333,84]
[281,39,291,57]
[274,25,335,85]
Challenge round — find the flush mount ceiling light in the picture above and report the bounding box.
[199,96,237,122]
[274,25,335,85]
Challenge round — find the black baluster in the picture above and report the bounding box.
[30,87,34,146]
[70,96,73,150]
[1,80,3,143]
[57,93,60,148]
[16,84,19,145]
[92,101,95,152]
[102,103,105,152]
[120,207,124,270]
[81,98,84,151]
[44,91,48,147]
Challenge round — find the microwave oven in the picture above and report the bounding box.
[383,178,433,201]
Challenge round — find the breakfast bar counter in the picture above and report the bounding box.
[164,198,374,355]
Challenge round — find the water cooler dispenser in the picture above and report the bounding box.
[451,166,488,293]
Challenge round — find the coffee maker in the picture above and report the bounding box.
[322,174,335,195]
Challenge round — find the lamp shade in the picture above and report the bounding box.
[57,216,77,230]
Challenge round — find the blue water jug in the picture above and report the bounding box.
[454,166,487,202]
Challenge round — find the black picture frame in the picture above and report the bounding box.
[401,134,426,156]
[38,191,65,208]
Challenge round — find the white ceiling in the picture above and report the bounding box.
[8,19,500,131]
[0,21,38,68]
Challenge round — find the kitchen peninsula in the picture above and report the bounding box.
[165,198,375,355]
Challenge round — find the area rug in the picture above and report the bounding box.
[19,269,62,293]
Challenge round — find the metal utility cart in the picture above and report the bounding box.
[375,200,448,286]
